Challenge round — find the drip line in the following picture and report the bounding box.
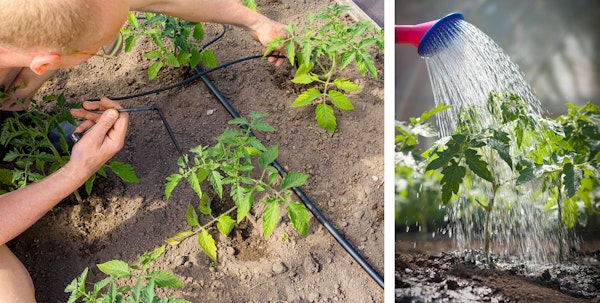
[195,66,384,289]
[89,23,384,289]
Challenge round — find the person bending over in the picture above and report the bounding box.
[0,0,286,302]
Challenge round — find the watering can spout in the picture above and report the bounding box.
[396,12,464,56]
[395,21,437,48]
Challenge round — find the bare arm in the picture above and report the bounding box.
[130,0,286,65]
[0,98,128,246]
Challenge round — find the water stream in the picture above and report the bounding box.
[423,19,574,264]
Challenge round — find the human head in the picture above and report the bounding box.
[0,0,129,74]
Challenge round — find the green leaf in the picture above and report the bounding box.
[258,145,278,169]
[164,53,181,67]
[209,170,223,198]
[127,12,140,29]
[339,51,356,69]
[193,23,204,41]
[124,35,137,52]
[165,174,183,200]
[217,214,236,236]
[187,170,203,201]
[85,173,95,195]
[233,185,253,222]
[144,50,162,60]
[562,197,578,228]
[140,245,166,267]
[291,88,322,107]
[333,78,361,93]
[291,73,314,84]
[97,260,131,278]
[198,230,217,261]
[562,162,576,198]
[281,172,309,190]
[166,230,195,245]
[109,161,138,183]
[315,103,336,135]
[287,202,309,236]
[186,203,199,227]
[148,61,164,80]
[151,270,185,288]
[243,0,257,11]
[440,164,466,203]
[328,90,354,110]
[285,41,296,67]
[465,149,494,183]
[190,49,202,69]
[65,267,88,303]
[200,49,217,68]
[262,202,279,238]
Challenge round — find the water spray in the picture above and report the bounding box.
[395,12,464,56]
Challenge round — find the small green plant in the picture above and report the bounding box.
[164,112,309,261]
[65,245,190,303]
[121,13,217,80]
[0,93,138,200]
[424,92,600,259]
[266,4,384,135]
[395,104,449,232]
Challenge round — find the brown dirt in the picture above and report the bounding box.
[7,1,384,302]
[396,238,600,302]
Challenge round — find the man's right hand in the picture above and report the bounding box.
[68,97,129,177]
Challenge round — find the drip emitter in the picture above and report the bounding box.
[395,12,464,57]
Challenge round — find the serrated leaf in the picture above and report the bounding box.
[328,90,354,110]
[287,202,309,236]
[124,35,137,52]
[292,88,322,107]
[151,270,185,288]
[333,79,361,93]
[262,202,279,238]
[285,41,296,67]
[164,53,180,67]
[193,23,204,41]
[291,73,314,84]
[200,49,217,68]
[186,204,199,227]
[209,170,223,198]
[144,50,162,60]
[97,260,131,278]
[440,164,466,204]
[315,103,336,135]
[281,172,309,190]
[339,51,356,69]
[165,174,183,200]
[258,145,278,169]
[127,12,140,28]
[234,188,253,223]
[190,49,202,69]
[562,162,576,198]
[148,61,163,80]
[198,230,217,261]
[217,214,236,236]
[109,161,138,183]
[465,149,494,183]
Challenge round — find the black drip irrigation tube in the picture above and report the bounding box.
[91,25,384,289]
[195,65,384,289]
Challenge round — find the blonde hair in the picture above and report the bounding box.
[0,0,100,53]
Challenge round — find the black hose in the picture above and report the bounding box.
[90,23,384,288]
[195,66,384,289]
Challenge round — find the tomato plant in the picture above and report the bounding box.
[164,113,309,261]
[265,4,384,135]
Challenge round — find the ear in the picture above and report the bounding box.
[29,53,61,75]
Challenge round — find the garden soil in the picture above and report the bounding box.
[396,237,600,302]
[8,0,384,302]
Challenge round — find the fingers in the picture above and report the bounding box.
[69,97,129,148]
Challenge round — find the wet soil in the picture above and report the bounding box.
[395,238,600,303]
[6,1,384,302]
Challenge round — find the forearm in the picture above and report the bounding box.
[131,0,268,31]
[0,162,90,246]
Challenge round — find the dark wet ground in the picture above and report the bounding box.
[395,239,600,303]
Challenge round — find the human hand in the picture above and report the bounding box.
[248,17,288,67]
[68,98,129,176]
